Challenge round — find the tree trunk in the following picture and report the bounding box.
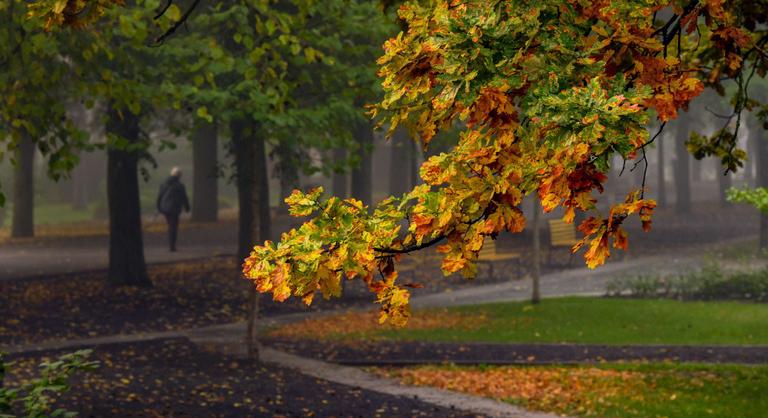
[657,138,667,208]
[410,138,420,187]
[332,148,348,198]
[531,198,541,304]
[105,105,150,287]
[351,121,373,205]
[718,168,732,208]
[232,120,271,359]
[11,133,35,238]
[191,122,218,222]
[70,163,90,211]
[674,113,692,214]
[748,124,759,188]
[277,155,299,215]
[691,156,702,182]
[758,132,768,249]
[389,127,411,197]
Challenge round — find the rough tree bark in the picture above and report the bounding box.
[232,119,271,358]
[191,122,218,222]
[11,133,35,238]
[674,113,692,214]
[351,121,374,205]
[105,105,150,287]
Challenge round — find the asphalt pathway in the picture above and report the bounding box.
[0,221,238,280]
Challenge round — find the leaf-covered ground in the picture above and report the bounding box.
[0,257,373,346]
[374,363,768,418]
[266,297,768,345]
[4,338,476,417]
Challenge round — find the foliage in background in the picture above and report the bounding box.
[607,262,768,302]
[727,186,768,213]
[0,0,93,206]
[0,349,98,418]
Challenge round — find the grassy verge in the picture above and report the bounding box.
[377,362,768,417]
[268,297,768,345]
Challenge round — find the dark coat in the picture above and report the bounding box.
[157,176,190,216]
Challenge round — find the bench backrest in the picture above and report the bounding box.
[479,239,497,258]
[548,219,578,247]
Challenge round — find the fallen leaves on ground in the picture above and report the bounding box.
[377,365,644,416]
[1,257,249,345]
[4,338,472,417]
[267,309,486,341]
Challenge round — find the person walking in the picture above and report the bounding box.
[157,167,190,252]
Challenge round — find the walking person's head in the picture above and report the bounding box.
[170,166,182,178]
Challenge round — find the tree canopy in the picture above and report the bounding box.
[20,0,768,325]
[242,0,768,326]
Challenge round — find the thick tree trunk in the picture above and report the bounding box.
[351,121,373,205]
[389,127,411,197]
[758,132,768,249]
[11,133,35,238]
[332,148,348,198]
[232,120,271,359]
[674,113,692,214]
[106,105,150,287]
[191,122,218,222]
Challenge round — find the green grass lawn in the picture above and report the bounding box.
[382,362,768,418]
[322,297,768,345]
[33,203,97,224]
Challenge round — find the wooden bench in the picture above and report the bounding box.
[396,239,522,280]
[547,218,580,266]
[478,239,522,279]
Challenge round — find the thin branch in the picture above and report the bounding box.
[154,0,173,20]
[152,0,201,45]
[373,212,486,256]
[374,233,447,255]
[704,106,735,119]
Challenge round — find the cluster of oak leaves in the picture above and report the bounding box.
[242,0,751,326]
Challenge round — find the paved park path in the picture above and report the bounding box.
[0,221,238,280]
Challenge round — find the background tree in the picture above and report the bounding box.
[1,0,87,237]
[675,112,692,214]
[191,121,219,222]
